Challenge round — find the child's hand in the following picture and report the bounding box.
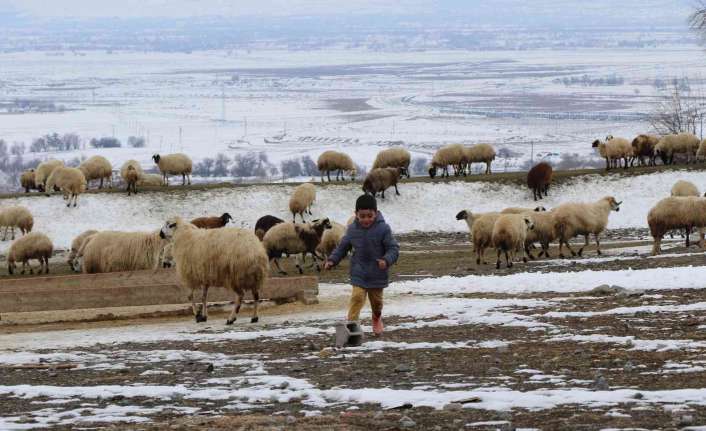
[377,259,388,270]
[324,260,334,270]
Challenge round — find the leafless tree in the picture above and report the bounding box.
[649,78,704,136]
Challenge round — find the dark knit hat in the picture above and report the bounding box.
[355,194,377,211]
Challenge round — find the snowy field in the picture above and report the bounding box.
[1,169,705,253]
[3,261,706,428]
[2,44,706,183]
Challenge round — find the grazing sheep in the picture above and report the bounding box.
[362,167,402,199]
[501,207,547,214]
[152,153,192,186]
[191,213,233,229]
[254,215,284,241]
[648,196,706,255]
[462,144,496,175]
[138,173,164,187]
[492,214,534,269]
[68,229,98,272]
[289,183,316,222]
[20,169,36,193]
[553,196,622,257]
[632,134,659,166]
[79,155,113,189]
[45,167,87,207]
[527,162,553,201]
[592,136,632,170]
[523,210,558,259]
[429,144,465,178]
[263,218,332,275]
[316,221,346,257]
[124,165,139,196]
[0,206,33,241]
[159,217,269,324]
[317,151,356,182]
[7,232,53,275]
[671,180,699,197]
[78,230,168,274]
[34,159,64,192]
[654,133,700,165]
[372,148,411,178]
[456,210,500,265]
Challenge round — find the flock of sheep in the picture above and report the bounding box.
[593,132,706,169]
[3,138,706,324]
[19,153,191,207]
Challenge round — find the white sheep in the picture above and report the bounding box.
[68,229,98,272]
[429,144,465,178]
[34,159,64,192]
[159,217,269,324]
[592,136,632,169]
[462,143,496,175]
[317,221,346,257]
[289,183,316,222]
[522,210,558,259]
[78,230,168,274]
[655,133,700,165]
[7,232,53,275]
[317,151,356,182]
[455,210,500,265]
[263,218,332,275]
[553,196,622,257]
[492,213,534,269]
[45,167,87,207]
[138,173,164,187]
[671,180,699,197]
[152,153,192,186]
[372,148,411,178]
[0,206,33,241]
[500,207,547,214]
[79,155,113,189]
[648,196,706,255]
[120,160,144,195]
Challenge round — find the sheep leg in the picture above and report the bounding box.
[327,171,331,182]
[495,249,501,269]
[685,227,692,248]
[271,258,287,275]
[250,289,260,323]
[182,173,186,186]
[525,243,534,260]
[99,177,104,189]
[577,235,589,257]
[594,233,602,255]
[381,190,386,199]
[505,250,512,268]
[196,286,209,322]
[394,184,400,196]
[226,289,242,325]
[295,253,304,275]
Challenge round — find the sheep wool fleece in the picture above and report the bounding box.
[328,212,400,289]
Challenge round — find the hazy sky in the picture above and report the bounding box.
[0,0,430,17]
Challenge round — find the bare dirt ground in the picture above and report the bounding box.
[3,231,706,429]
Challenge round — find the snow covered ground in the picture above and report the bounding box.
[3,264,706,428]
[0,169,703,252]
[2,44,706,186]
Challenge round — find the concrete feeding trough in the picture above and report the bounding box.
[335,321,364,348]
[0,269,318,317]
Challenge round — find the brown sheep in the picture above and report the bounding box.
[20,169,36,193]
[362,167,402,199]
[263,218,332,275]
[254,215,284,241]
[632,134,659,166]
[527,162,553,201]
[190,213,233,229]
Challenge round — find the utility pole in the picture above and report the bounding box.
[179,126,183,151]
[530,141,534,164]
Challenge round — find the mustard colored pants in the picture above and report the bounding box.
[347,285,383,321]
